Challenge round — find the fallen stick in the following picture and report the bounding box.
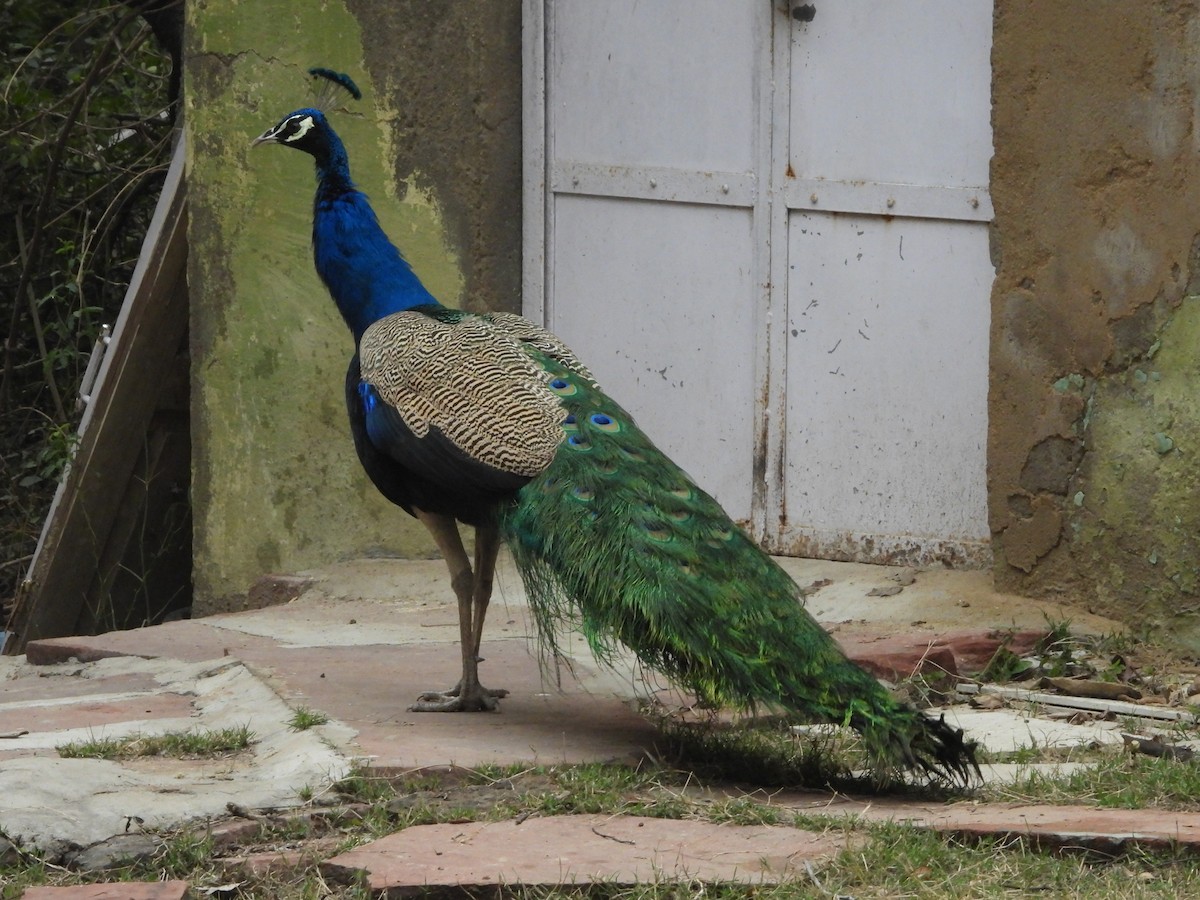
[957,683,1195,723]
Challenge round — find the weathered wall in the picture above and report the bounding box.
[990,1,1200,645]
[185,1,521,612]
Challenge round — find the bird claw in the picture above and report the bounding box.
[409,685,509,712]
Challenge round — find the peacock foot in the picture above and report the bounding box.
[409,683,509,713]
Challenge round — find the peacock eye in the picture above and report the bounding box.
[284,115,316,142]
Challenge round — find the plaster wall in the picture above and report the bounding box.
[185,1,521,612]
[990,1,1200,644]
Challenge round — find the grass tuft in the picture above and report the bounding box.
[288,707,330,731]
[56,725,255,761]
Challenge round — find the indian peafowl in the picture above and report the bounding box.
[251,72,978,786]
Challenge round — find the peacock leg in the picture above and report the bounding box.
[467,522,508,698]
[409,510,506,711]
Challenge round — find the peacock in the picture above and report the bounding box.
[250,70,978,786]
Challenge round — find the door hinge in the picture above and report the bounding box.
[77,323,112,411]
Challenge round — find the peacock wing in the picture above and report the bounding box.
[478,311,596,383]
[356,309,570,495]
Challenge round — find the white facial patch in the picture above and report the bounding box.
[284,115,316,143]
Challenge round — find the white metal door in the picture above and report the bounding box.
[524,0,993,565]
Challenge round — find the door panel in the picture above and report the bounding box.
[550,196,758,521]
[789,1,993,188]
[551,0,760,172]
[782,212,990,558]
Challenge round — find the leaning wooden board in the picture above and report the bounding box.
[4,138,189,652]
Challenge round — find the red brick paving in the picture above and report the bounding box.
[321,814,848,890]
[18,882,190,899]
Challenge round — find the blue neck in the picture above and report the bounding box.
[310,128,440,341]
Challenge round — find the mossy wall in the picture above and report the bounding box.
[185,1,521,613]
[990,1,1200,645]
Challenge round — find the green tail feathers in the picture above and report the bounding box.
[497,356,978,786]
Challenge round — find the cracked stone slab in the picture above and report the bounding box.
[941,707,1124,755]
[0,656,352,858]
[321,814,848,891]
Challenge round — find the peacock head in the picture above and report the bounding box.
[252,107,334,160]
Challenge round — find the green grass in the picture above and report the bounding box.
[706,795,785,826]
[287,707,330,731]
[509,762,683,815]
[332,769,402,804]
[56,725,255,760]
[984,752,1200,811]
[813,822,1200,899]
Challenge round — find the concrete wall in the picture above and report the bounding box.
[990,1,1200,645]
[185,1,521,612]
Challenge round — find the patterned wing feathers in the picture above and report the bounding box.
[483,312,595,381]
[359,311,566,478]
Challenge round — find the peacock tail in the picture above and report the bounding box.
[495,351,978,786]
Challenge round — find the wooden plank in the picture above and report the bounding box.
[77,403,191,634]
[4,139,188,652]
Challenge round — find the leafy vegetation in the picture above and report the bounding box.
[0,1,176,624]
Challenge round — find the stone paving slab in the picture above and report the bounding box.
[932,804,1200,855]
[2,556,1132,866]
[321,814,846,892]
[0,656,351,857]
[18,883,190,899]
[22,630,658,771]
[17,560,1075,772]
[833,628,1047,681]
[23,799,1199,899]
[769,793,1200,854]
[943,708,1125,755]
[0,690,197,758]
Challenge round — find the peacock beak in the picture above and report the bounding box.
[251,128,278,148]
